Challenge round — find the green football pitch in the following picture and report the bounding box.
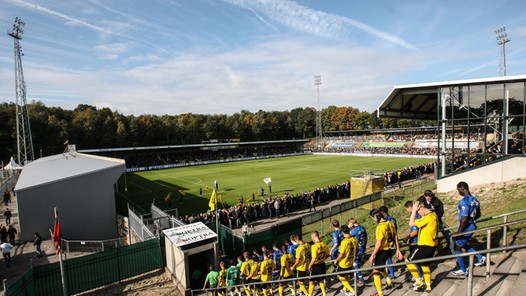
[115,154,433,217]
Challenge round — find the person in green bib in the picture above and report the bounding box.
[203,265,220,296]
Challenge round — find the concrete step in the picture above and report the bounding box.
[494,258,526,296]
[471,255,519,296]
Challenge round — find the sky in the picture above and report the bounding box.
[0,0,525,116]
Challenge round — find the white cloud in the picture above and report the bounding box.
[94,43,128,60]
[10,37,427,115]
[223,0,417,50]
[7,0,114,35]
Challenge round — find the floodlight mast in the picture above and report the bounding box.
[8,17,34,165]
[314,75,322,147]
[495,26,510,77]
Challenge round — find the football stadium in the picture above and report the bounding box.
[2,3,526,296]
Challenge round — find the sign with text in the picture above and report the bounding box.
[163,222,217,247]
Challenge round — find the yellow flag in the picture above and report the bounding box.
[209,189,217,211]
[164,192,172,202]
[64,139,69,145]
[178,189,187,196]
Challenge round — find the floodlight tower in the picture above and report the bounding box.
[495,26,510,77]
[314,75,322,147]
[8,17,34,165]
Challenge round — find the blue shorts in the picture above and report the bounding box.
[453,224,476,248]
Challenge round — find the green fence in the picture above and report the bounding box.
[6,238,163,296]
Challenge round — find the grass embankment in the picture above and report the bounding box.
[304,178,526,252]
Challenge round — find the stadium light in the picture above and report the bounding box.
[495,26,510,76]
[314,75,322,147]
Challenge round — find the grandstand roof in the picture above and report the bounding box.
[376,74,526,119]
[15,152,125,191]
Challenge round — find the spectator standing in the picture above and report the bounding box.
[0,240,13,267]
[0,225,6,243]
[450,181,486,276]
[4,208,12,225]
[3,191,9,206]
[34,232,42,257]
[7,225,17,245]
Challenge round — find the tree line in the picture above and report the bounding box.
[0,101,430,163]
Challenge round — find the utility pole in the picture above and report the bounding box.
[8,17,34,165]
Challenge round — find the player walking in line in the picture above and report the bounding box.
[407,200,439,292]
[309,231,329,296]
[279,246,296,296]
[369,209,403,296]
[333,225,357,296]
[450,181,486,276]
[291,234,310,296]
[348,218,367,285]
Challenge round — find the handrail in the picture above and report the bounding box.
[194,217,526,296]
[194,242,526,296]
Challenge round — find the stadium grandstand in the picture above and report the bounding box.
[79,139,308,172]
[376,74,526,191]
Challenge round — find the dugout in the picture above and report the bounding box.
[14,146,125,242]
[163,222,218,295]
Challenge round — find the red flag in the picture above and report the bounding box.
[53,207,61,254]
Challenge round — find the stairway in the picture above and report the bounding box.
[323,251,526,296]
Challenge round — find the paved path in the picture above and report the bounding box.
[0,178,66,289]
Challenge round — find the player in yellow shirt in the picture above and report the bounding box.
[334,225,357,296]
[247,255,261,296]
[309,231,329,296]
[219,261,227,296]
[279,246,295,296]
[369,209,403,296]
[240,251,254,296]
[290,234,310,296]
[260,252,275,296]
[407,201,439,292]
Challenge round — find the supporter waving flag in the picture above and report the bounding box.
[209,189,217,211]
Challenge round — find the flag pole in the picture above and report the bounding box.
[215,193,220,268]
[54,207,68,296]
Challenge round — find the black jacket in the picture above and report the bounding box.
[418,195,444,223]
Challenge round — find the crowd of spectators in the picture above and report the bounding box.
[123,146,302,169]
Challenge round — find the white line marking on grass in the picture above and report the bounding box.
[155,173,204,186]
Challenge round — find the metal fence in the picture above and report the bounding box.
[301,192,382,226]
[128,205,156,242]
[5,238,163,296]
[151,204,184,230]
[61,237,128,253]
